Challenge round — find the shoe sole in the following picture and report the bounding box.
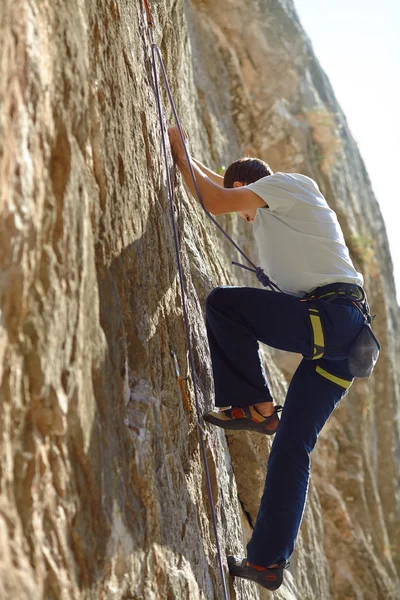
[204,413,278,435]
[228,556,283,591]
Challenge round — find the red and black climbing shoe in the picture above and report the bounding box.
[227,556,289,591]
[203,405,282,435]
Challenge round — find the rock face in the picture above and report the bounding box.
[1,0,399,598]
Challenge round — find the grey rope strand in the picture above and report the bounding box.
[152,43,283,293]
[153,49,255,268]
[149,40,230,600]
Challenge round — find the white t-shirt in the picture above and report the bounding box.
[247,172,363,297]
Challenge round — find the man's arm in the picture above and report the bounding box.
[168,127,266,215]
[192,159,224,187]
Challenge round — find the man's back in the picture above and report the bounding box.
[248,172,363,296]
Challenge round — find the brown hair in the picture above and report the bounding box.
[223,157,273,188]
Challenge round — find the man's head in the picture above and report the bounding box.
[223,157,273,223]
[224,157,273,188]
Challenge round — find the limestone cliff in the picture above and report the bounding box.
[1,0,399,599]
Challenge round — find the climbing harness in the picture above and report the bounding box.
[301,282,362,361]
[301,282,380,377]
[141,2,230,597]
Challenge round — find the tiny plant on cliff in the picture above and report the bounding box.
[298,109,342,173]
[347,233,379,278]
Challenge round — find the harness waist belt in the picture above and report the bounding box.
[306,282,365,303]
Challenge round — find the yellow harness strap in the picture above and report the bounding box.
[316,366,353,389]
[308,303,325,359]
[306,302,353,389]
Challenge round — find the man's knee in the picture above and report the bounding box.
[272,414,320,455]
[269,441,311,473]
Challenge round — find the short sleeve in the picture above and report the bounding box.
[247,173,297,213]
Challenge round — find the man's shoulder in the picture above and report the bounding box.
[277,172,319,187]
[254,172,319,191]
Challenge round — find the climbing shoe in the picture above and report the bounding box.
[203,405,282,435]
[227,556,288,591]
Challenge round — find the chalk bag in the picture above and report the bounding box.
[348,323,380,378]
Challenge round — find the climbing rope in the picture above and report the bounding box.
[142,2,229,598]
[141,2,282,596]
[141,1,283,293]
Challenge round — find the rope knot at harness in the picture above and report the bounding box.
[255,266,272,288]
[231,261,283,292]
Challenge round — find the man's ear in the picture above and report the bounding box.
[233,181,244,188]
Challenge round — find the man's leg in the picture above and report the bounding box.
[246,356,353,567]
[205,286,311,408]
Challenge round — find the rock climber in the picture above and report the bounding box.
[168,126,371,592]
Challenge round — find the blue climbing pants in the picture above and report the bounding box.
[205,286,365,567]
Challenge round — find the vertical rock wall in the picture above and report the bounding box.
[0,0,399,598]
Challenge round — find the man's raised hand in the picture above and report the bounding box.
[168,126,188,163]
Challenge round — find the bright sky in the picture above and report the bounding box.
[294,0,400,304]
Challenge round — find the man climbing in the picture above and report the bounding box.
[168,126,369,592]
